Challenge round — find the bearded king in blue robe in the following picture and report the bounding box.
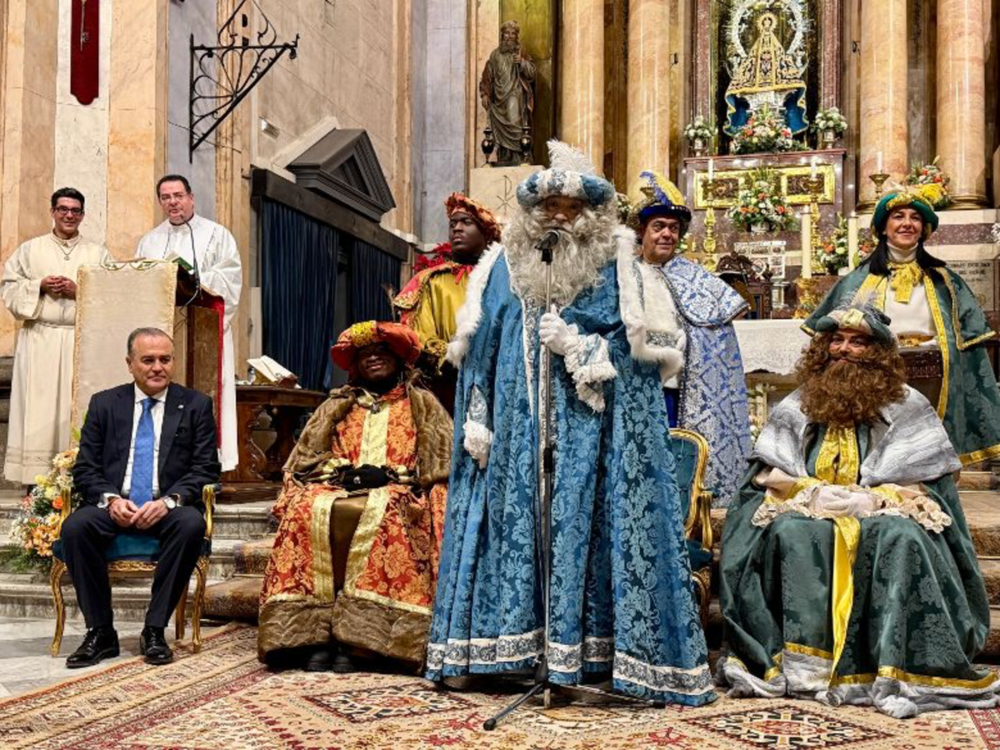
[425,141,715,705]
[617,171,752,506]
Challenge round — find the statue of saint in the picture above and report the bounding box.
[479,20,536,166]
[725,11,807,136]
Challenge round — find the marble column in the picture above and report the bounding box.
[858,0,907,206]
[626,0,671,188]
[0,0,59,355]
[936,0,987,208]
[559,0,604,172]
[106,0,169,258]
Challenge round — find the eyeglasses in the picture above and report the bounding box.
[53,207,84,216]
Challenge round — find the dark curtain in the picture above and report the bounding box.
[350,239,401,325]
[260,200,339,391]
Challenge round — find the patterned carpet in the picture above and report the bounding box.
[3,624,1000,749]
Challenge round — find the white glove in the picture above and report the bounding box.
[822,490,878,517]
[812,484,876,517]
[539,307,578,356]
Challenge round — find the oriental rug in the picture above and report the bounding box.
[2,623,1000,749]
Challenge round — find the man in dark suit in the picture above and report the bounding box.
[62,326,221,667]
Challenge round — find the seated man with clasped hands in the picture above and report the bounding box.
[61,327,220,667]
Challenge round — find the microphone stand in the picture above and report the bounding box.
[482,233,653,732]
[181,215,201,308]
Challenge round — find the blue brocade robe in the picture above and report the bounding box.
[618,246,752,506]
[425,245,715,705]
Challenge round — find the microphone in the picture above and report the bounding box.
[536,229,560,264]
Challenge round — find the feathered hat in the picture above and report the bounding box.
[516,140,615,209]
[627,171,693,233]
[872,183,943,240]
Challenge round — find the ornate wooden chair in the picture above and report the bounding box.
[669,428,715,627]
[48,484,217,657]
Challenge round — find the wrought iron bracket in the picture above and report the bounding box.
[189,0,298,160]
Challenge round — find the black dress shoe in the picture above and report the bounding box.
[303,646,335,672]
[139,626,173,665]
[66,627,119,669]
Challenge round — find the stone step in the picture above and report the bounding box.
[203,575,262,621]
[0,571,220,624]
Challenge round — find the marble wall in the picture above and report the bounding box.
[53,0,111,244]
[416,0,468,243]
[0,0,59,355]
[253,0,414,234]
[167,0,217,221]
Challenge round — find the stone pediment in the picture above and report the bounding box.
[287,129,395,222]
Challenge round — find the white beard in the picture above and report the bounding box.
[503,204,618,306]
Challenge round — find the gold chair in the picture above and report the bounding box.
[49,484,216,657]
[669,428,715,628]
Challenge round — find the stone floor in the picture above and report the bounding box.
[0,615,148,697]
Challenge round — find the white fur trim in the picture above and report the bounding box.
[564,333,617,413]
[462,420,493,469]
[446,242,504,366]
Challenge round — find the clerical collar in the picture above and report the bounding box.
[887,243,917,264]
[51,232,81,248]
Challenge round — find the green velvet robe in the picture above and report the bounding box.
[804,264,1000,464]
[719,387,998,717]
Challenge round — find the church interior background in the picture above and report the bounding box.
[2,0,1000,743]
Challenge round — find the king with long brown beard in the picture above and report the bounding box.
[719,302,999,718]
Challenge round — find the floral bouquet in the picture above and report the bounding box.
[730,105,805,155]
[8,448,79,571]
[818,214,850,274]
[809,107,848,136]
[855,232,877,267]
[726,167,797,233]
[684,116,714,147]
[905,157,953,208]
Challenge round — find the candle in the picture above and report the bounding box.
[876,151,883,174]
[848,211,859,270]
[708,158,714,180]
[800,208,812,279]
[810,155,818,179]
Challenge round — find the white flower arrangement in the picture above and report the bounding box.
[731,106,805,155]
[810,107,848,135]
[684,116,714,144]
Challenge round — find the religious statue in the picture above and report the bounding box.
[724,7,808,136]
[479,20,536,167]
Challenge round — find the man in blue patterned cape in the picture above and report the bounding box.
[617,171,751,506]
[425,140,715,705]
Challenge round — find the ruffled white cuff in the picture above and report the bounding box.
[563,333,616,412]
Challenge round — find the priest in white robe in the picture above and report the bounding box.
[2,188,109,483]
[135,175,242,471]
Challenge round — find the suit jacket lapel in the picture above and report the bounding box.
[159,384,183,478]
[113,386,134,490]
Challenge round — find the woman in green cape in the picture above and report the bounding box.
[804,184,1000,465]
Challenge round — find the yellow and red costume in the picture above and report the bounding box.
[394,194,501,368]
[258,322,453,664]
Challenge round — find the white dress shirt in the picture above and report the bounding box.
[122,385,168,497]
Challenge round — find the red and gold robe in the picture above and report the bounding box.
[258,383,452,663]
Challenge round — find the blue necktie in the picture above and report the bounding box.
[130,398,156,505]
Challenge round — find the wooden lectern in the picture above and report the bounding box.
[72,260,224,436]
